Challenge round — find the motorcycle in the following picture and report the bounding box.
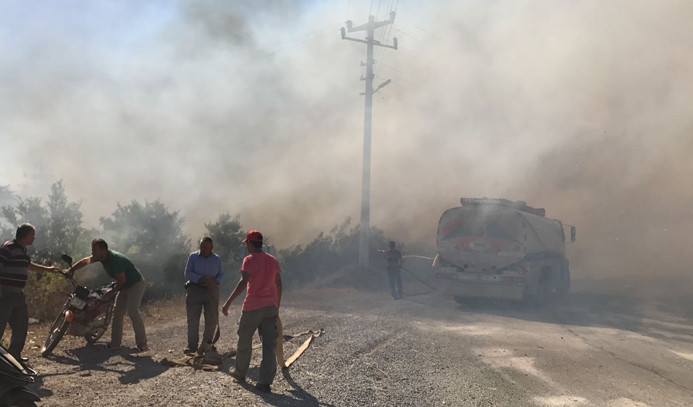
[0,343,40,406]
[40,254,116,356]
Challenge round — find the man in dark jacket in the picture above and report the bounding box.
[380,241,403,300]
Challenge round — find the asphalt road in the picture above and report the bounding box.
[23,286,693,406]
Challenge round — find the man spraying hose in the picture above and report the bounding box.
[378,241,403,300]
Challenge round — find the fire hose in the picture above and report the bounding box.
[161,326,323,371]
[399,255,438,292]
[400,266,437,291]
[164,278,324,370]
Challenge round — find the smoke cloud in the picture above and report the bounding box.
[2,1,692,288]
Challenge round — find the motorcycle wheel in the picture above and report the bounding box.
[41,311,70,356]
[84,302,114,343]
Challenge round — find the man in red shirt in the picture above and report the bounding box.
[222,230,282,393]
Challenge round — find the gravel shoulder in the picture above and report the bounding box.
[21,286,693,407]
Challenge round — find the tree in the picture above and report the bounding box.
[277,217,390,288]
[0,185,14,236]
[204,213,246,263]
[0,185,17,205]
[204,213,246,292]
[0,183,93,320]
[0,185,15,219]
[0,181,84,265]
[100,199,189,297]
[44,181,84,262]
[0,197,46,251]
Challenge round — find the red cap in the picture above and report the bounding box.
[243,230,263,243]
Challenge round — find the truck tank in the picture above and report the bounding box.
[433,198,574,303]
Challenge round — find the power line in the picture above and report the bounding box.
[405,21,442,40]
[378,0,393,44]
[375,0,384,22]
[373,0,399,78]
[395,28,420,42]
[382,0,396,42]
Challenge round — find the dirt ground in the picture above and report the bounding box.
[13,279,693,407]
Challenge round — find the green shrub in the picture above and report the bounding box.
[277,218,391,289]
[24,271,73,323]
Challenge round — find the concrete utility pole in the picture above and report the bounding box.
[341,12,398,268]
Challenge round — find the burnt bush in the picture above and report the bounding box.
[276,217,392,290]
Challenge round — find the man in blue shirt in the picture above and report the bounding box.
[184,236,224,355]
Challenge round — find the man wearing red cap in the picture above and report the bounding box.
[222,230,282,393]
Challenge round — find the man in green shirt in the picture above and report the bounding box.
[68,239,148,351]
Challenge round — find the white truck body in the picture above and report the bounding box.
[433,198,574,303]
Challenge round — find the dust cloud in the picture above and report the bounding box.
[1,1,692,294]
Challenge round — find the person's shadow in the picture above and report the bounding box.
[40,344,168,385]
[40,344,123,375]
[278,368,333,407]
[119,352,168,384]
[220,357,334,407]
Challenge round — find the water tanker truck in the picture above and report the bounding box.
[433,198,575,304]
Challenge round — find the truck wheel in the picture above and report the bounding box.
[536,268,553,305]
[558,269,571,299]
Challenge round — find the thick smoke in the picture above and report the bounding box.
[1,1,693,294]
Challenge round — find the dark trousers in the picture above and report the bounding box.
[0,290,28,359]
[387,269,403,299]
[186,284,219,350]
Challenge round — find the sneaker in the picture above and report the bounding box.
[255,383,271,393]
[229,371,246,383]
[183,347,197,354]
[134,343,149,352]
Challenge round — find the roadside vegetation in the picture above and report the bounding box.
[0,182,396,324]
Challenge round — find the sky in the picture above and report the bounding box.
[2,0,693,282]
